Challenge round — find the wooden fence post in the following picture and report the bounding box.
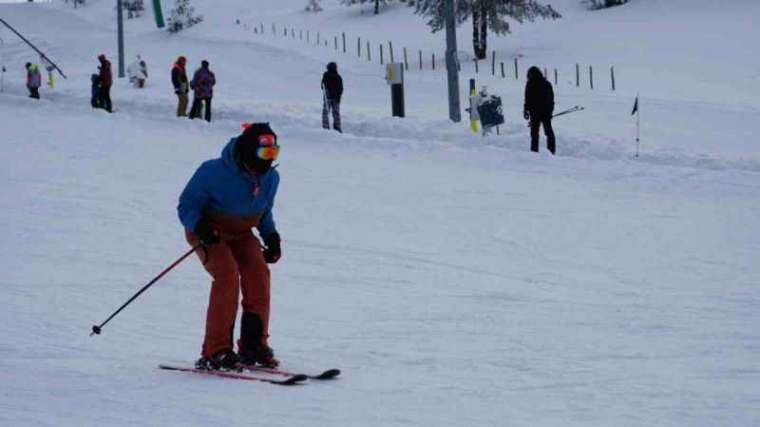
[317,32,320,46]
[589,65,594,89]
[514,57,519,80]
[491,51,496,75]
[299,29,302,40]
[419,50,423,70]
[554,68,558,86]
[272,23,275,35]
[544,67,548,79]
[342,32,346,53]
[576,63,580,87]
[380,44,384,65]
[432,53,435,70]
[260,23,264,34]
[367,40,371,61]
[334,36,338,50]
[500,62,505,78]
[357,37,361,58]
[403,47,408,70]
[307,30,310,43]
[610,66,616,91]
[389,41,394,63]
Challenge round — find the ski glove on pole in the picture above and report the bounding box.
[194,218,220,247]
[262,232,281,264]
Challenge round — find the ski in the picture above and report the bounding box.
[242,364,341,380]
[158,364,308,386]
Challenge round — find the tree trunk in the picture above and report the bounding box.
[478,4,488,60]
[374,0,379,14]
[472,5,487,60]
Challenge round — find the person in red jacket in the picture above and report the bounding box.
[97,54,113,113]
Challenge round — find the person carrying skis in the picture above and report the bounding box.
[127,54,148,88]
[523,66,556,154]
[189,60,215,122]
[97,54,113,112]
[171,56,189,117]
[25,62,41,99]
[321,62,343,133]
[177,122,282,371]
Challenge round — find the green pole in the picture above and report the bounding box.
[152,0,165,28]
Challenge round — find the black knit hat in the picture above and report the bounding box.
[235,122,278,174]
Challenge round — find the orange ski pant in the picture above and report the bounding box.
[186,230,271,358]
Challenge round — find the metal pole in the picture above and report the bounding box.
[636,94,641,158]
[117,0,125,78]
[444,0,461,122]
[0,37,4,92]
[0,17,67,78]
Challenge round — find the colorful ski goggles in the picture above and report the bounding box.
[256,134,279,160]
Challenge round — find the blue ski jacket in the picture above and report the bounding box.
[178,138,279,237]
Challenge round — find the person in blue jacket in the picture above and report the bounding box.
[178,122,282,371]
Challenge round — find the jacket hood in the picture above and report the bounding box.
[221,138,245,175]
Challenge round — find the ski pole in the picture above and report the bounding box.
[552,105,585,119]
[90,244,201,336]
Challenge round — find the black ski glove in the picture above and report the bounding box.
[262,232,281,264]
[194,218,219,247]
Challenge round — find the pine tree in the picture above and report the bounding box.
[413,0,561,59]
[586,0,627,10]
[167,0,204,33]
[342,0,391,15]
[305,0,323,12]
[123,0,145,19]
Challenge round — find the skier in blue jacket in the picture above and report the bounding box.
[178,122,282,370]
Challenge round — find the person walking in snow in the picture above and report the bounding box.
[25,62,41,99]
[97,54,113,112]
[188,60,215,122]
[321,62,343,133]
[127,54,148,88]
[177,122,282,371]
[523,66,556,154]
[171,56,189,117]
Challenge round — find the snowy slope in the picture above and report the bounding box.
[1,1,759,426]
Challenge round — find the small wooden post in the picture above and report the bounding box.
[501,62,505,78]
[474,58,479,74]
[291,28,295,38]
[317,32,320,46]
[334,36,338,50]
[514,57,519,80]
[554,68,558,86]
[432,53,435,70]
[283,27,287,37]
[367,41,371,61]
[491,51,496,75]
[342,32,346,53]
[389,41,394,63]
[307,30,310,43]
[576,63,580,87]
[544,67,548,79]
[380,44,384,65]
[358,37,361,57]
[419,50,423,70]
[272,23,276,35]
[589,65,594,89]
[260,23,264,34]
[299,29,302,40]
[610,66,616,91]
[403,47,409,70]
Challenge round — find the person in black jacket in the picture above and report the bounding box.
[171,56,189,117]
[321,62,343,133]
[523,66,556,154]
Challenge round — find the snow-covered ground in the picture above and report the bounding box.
[1,1,759,426]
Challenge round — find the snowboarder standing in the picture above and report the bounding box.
[126,54,148,88]
[188,60,215,122]
[171,56,189,117]
[97,54,113,112]
[523,66,556,154]
[25,62,41,99]
[177,122,282,371]
[321,62,343,133]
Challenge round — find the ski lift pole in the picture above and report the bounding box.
[0,17,67,79]
[0,37,4,92]
[90,244,202,336]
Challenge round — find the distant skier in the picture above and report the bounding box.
[25,62,41,99]
[177,122,282,371]
[126,54,148,88]
[321,62,343,133]
[523,66,556,154]
[189,60,215,122]
[97,54,113,113]
[171,56,189,117]
[90,74,102,109]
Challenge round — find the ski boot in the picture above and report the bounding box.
[239,311,280,368]
[195,349,240,371]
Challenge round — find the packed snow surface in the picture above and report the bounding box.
[1,0,759,426]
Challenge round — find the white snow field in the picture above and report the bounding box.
[1,0,759,426]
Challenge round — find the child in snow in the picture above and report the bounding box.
[177,122,282,371]
[91,74,102,109]
[25,62,41,99]
[126,54,148,88]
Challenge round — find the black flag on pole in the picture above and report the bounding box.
[631,95,639,115]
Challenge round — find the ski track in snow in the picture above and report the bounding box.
[1,1,760,426]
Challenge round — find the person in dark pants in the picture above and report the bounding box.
[97,54,113,113]
[321,62,343,133]
[171,56,189,117]
[25,62,41,99]
[90,74,102,109]
[523,66,556,154]
[189,60,215,122]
